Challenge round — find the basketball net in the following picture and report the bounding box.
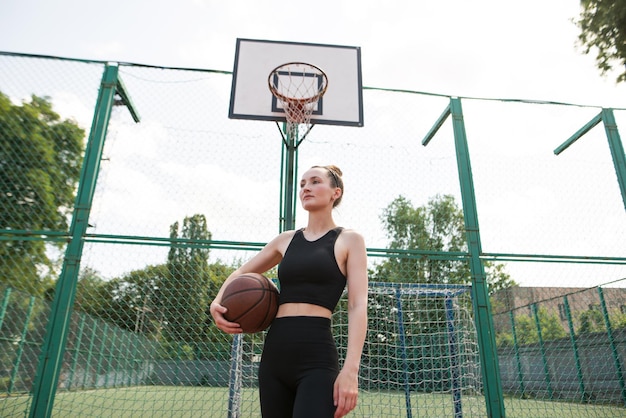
[268,62,328,141]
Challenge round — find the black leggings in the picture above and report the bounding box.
[258,316,339,418]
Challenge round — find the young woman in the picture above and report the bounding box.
[210,165,368,418]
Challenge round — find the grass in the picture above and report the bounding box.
[1,386,625,417]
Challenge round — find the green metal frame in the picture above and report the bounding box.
[422,97,506,417]
[28,63,140,418]
[554,108,626,212]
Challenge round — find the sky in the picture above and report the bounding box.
[1,0,625,286]
[1,0,625,106]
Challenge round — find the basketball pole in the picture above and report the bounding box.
[279,122,300,232]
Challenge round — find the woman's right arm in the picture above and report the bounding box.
[209,231,291,334]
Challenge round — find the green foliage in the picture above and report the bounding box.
[0,376,10,392]
[73,257,237,360]
[161,214,212,353]
[157,341,195,360]
[372,194,515,292]
[578,307,605,333]
[71,212,240,360]
[75,265,170,335]
[537,308,568,341]
[576,0,626,83]
[497,306,626,348]
[495,331,514,348]
[610,311,626,329]
[501,308,567,346]
[0,92,85,295]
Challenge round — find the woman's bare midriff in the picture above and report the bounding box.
[276,303,332,319]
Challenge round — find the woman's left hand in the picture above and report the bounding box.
[333,368,358,418]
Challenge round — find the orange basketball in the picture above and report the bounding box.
[220,273,279,333]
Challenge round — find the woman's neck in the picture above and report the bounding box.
[304,212,336,235]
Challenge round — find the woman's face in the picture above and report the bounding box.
[299,167,339,210]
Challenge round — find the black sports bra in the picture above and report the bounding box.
[277,227,347,312]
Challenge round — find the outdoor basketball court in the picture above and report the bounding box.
[0,34,625,418]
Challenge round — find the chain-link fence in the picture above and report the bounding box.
[1,52,626,417]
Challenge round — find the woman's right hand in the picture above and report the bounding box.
[210,301,243,334]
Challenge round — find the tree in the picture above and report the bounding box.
[508,308,567,346]
[370,194,515,345]
[75,265,169,335]
[161,214,212,356]
[575,0,626,83]
[372,194,515,291]
[496,308,567,348]
[0,92,85,294]
[578,307,605,333]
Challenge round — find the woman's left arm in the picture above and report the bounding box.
[333,230,368,418]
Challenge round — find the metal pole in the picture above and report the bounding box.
[29,63,139,417]
[279,123,298,232]
[422,98,505,416]
[8,296,35,394]
[563,296,587,402]
[601,109,626,212]
[83,321,98,389]
[598,287,626,406]
[394,287,413,418]
[227,334,243,418]
[449,98,506,417]
[445,295,463,418]
[530,303,553,399]
[509,311,526,396]
[0,287,12,331]
[68,314,86,389]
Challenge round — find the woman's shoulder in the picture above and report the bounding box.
[338,227,363,237]
[265,229,299,252]
[269,229,299,240]
[337,228,366,247]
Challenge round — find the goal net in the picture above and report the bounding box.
[228,282,486,417]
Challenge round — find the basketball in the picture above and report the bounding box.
[220,273,279,333]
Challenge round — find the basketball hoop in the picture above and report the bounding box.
[268,62,328,129]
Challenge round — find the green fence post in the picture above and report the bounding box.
[509,311,526,396]
[600,109,626,212]
[8,295,35,394]
[106,328,118,388]
[0,287,12,330]
[68,314,86,389]
[422,97,505,417]
[598,287,626,406]
[83,319,98,389]
[531,303,553,399]
[121,329,130,386]
[449,97,505,417]
[563,296,587,402]
[0,288,11,392]
[28,63,140,418]
[96,323,109,387]
[130,336,141,386]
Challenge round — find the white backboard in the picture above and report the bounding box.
[228,38,363,127]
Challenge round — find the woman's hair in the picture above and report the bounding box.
[313,165,344,207]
